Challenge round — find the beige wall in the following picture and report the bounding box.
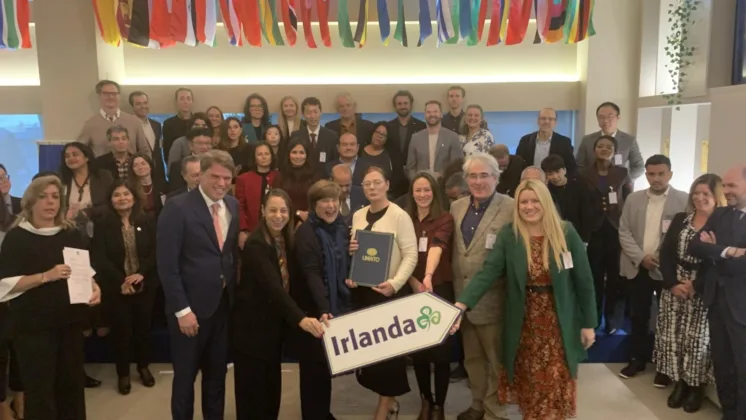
[708,84,746,172]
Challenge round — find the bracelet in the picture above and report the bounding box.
[41,272,46,284]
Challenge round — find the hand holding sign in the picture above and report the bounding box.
[299,317,325,338]
[450,302,468,335]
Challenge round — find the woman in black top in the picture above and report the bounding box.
[231,189,325,420]
[293,180,352,419]
[128,154,166,219]
[241,93,271,143]
[220,116,251,176]
[361,122,394,182]
[0,175,101,420]
[273,139,320,225]
[91,180,158,395]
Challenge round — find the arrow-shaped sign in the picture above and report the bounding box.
[322,292,461,376]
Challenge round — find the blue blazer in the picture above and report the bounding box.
[157,188,240,319]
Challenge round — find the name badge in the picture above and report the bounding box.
[662,219,671,233]
[562,252,574,269]
[608,192,618,204]
[614,154,623,165]
[486,233,497,250]
[418,237,428,252]
[319,152,327,163]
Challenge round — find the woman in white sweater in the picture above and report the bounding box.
[346,166,418,420]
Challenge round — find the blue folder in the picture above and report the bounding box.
[349,230,395,287]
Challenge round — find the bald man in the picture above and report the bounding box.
[330,164,368,222]
[689,165,746,419]
[516,108,577,176]
[520,166,546,183]
[324,133,372,185]
[489,144,524,198]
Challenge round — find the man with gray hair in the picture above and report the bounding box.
[450,153,514,420]
[520,165,546,183]
[95,124,132,181]
[324,92,374,150]
[445,172,469,203]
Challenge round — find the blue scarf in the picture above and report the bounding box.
[308,212,351,316]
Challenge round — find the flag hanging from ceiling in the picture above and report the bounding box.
[117,0,133,40]
[239,0,261,46]
[417,0,432,46]
[572,0,594,43]
[377,0,390,45]
[259,0,283,45]
[194,0,218,46]
[219,0,243,46]
[445,0,459,44]
[93,0,122,47]
[338,0,354,47]
[436,0,454,46]
[545,0,566,43]
[533,0,550,44]
[128,0,151,46]
[353,0,369,47]
[506,0,532,45]
[170,0,195,45]
[299,0,317,48]
[279,0,297,46]
[150,0,175,47]
[0,0,31,49]
[317,0,331,47]
[458,0,471,42]
[467,0,486,46]
[392,0,407,46]
[563,0,577,43]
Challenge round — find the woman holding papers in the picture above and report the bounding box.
[292,179,352,420]
[451,180,596,420]
[231,189,325,420]
[0,175,101,420]
[90,180,157,395]
[405,172,455,420]
[346,166,418,420]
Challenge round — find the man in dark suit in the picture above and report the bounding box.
[292,97,338,175]
[516,108,577,176]
[441,85,465,133]
[324,133,369,185]
[0,163,21,232]
[166,155,202,201]
[157,150,239,420]
[95,125,133,182]
[168,128,213,193]
[489,144,524,198]
[689,165,746,420]
[162,88,194,163]
[129,91,165,182]
[331,164,368,226]
[385,90,427,197]
[324,92,374,151]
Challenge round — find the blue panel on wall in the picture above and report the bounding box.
[151,110,576,153]
[0,115,43,196]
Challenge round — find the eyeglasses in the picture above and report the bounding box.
[100,91,119,97]
[375,131,388,138]
[0,175,9,182]
[539,117,556,122]
[363,180,385,188]
[597,114,618,121]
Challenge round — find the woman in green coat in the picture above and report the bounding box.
[452,179,597,420]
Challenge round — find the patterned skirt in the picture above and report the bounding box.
[498,291,577,420]
[653,289,713,385]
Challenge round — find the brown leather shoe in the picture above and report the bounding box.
[138,368,155,387]
[456,407,485,420]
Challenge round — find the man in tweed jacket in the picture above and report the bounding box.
[451,153,514,420]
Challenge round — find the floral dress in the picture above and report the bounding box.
[498,237,576,419]
[459,128,495,157]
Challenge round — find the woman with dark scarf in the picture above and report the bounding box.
[272,138,321,226]
[291,179,352,420]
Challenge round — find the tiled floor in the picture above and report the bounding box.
[81,363,722,419]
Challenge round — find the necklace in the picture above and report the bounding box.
[73,174,90,202]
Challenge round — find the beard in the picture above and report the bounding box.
[396,108,410,118]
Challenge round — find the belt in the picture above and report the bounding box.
[526,285,553,293]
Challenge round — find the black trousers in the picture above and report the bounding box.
[234,354,282,420]
[587,220,622,328]
[105,289,156,377]
[14,324,86,420]
[168,294,229,420]
[709,288,746,420]
[299,358,333,420]
[628,268,662,364]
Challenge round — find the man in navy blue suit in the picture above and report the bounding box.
[157,150,239,420]
[690,164,746,420]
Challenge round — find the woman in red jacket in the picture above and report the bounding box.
[236,142,278,249]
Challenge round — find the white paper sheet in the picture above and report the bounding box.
[63,247,94,304]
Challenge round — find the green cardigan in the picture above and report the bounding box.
[458,222,597,382]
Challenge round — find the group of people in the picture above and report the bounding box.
[0,79,743,420]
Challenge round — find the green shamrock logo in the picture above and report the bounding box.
[417,306,441,330]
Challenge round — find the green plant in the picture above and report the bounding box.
[663,0,700,108]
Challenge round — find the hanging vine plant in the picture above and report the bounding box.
[663,0,700,108]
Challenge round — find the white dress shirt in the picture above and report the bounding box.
[140,118,156,151]
[642,188,668,256]
[721,205,746,258]
[175,186,231,318]
[100,109,121,122]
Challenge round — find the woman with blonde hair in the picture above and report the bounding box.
[452,179,597,420]
[206,105,225,146]
[0,175,101,420]
[277,96,302,139]
[458,104,494,157]
[654,173,726,413]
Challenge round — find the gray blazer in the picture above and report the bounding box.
[576,130,644,180]
[406,127,462,180]
[451,193,514,325]
[618,187,689,280]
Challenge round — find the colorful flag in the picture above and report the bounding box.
[436,0,454,46]
[467,0,485,46]
[338,0,354,47]
[219,0,243,46]
[150,0,175,47]
[0,0,31,49]
[117,0,133,40]
[486,0,504,46]
[392,0,407,46]
[377,0,390,45]
[279,0,297,46]
[417,0,431,46]
[445,0,459,44]
[458,0,471,41]
[299,0,317,48]
[533,0,550,44]
[259,0,275,44]
[545,0,566,43]
[92,0,122,47]
[563,0,577,43]
[194,0,218,46]
[575,0,594,43]
[506,0,531,45]
[317,0,331,47]
[353,0,369,47]
[128,0,151,46]
[239,0,261,46]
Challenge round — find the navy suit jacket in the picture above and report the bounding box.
[689,206,746,325]
[157,188,239,319]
